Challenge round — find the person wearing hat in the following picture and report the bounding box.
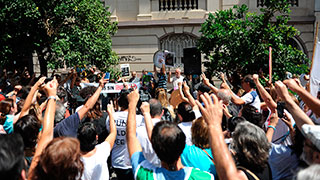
[301,124,320,165]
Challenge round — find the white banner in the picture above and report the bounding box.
[310,41,320,98]
[80,82,140,93]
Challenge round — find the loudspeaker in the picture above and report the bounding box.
[183,47,201,75]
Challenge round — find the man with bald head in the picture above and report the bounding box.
[169,68,184,90]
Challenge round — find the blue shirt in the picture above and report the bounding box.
[181,145,217,177]
[54,112,80,137]
[3,115,14,134]
[269,143,299,180]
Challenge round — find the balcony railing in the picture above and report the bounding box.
[159,0,199,11]
[257,0,298,7]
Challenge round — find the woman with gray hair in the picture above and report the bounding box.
[231,121,272,180]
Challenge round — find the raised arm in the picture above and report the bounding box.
[77,74,108,120]
[19,77,46,119]
[59,69,74,86]
[202,73,219,94]
[265,111,278,142]
[178,82,189,103]
[253,74,277,111]
[195,93,246,180]
[126,89,143,158]
[284,78,320,117]
[105,102,117,149]
[154,64,158,76]
[140,102,153,140]
[182,81,198,109]
[274,81,314,130]
[161,63,166,75]
[28,78,58,179]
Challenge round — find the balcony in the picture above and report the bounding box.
[257,0,298,7]
[159,0,199,11]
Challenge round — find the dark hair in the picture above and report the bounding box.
[0,98,14,124]
[232,121,270,172]
[241,104,263,128]
[118,89,132,110]
[151,121,186,166]
[79,86,97,100]
[77,122,97,152]
[197,83,211,93]
[149,99,163,117]
[191,117,209,149]
[227,116,246,133]
[0,133,25,180]
[14,115,41,150]
[177,102,195,122]
[33,137,84,180]
[84,101,102,123]
[242,75,255,88]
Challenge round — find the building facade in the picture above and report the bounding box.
[104,0,318,73]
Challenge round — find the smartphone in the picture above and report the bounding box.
[277,102,285,118]
[104,72,110,80]
[44,77,53,84]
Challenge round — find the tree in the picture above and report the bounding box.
[197,0,309,83]
[0,0,118,75]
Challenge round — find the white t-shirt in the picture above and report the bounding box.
[170,76,184,90]
[241,90,261,112]
[106,111,144,169]
[81,142,111,180]
[137,118,161,167]
[178,121,193,146]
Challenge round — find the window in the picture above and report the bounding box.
[160,33,198,67]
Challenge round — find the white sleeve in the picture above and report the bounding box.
[241,92,253,104]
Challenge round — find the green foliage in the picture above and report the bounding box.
[0,0,118,74]
[198,0,309,81]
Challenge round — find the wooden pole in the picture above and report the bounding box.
[269,47,272,83]
[310,22,319,73]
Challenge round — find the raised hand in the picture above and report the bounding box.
[269,110,279,127]
[35,77,47,88]
[280,112,294,129]
[252,74,259,83]
[99,73,109,88]
[107,101,114,114]
[274,81,291,102]
[183,81,190,93]
[44,77,58,97]
[127,89,140,106]
[201,73,210,87]
[195,93,223,127]
[140,102,150,115]
[283,79,303,93]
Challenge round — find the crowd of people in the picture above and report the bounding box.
[0,63,320,180]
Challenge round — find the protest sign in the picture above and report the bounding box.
[121,64,130,77]
[81,82,140,93]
